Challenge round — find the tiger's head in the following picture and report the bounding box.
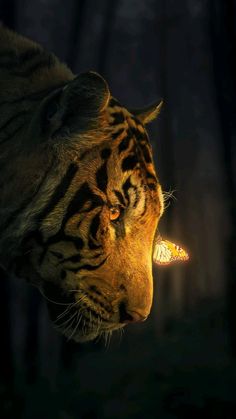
[5,72,164,342]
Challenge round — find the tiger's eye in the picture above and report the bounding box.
[109,206,121,221]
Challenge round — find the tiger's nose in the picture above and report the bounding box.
[118,302,148,324]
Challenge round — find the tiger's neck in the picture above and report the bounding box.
[0,26,73,268]
[0,25,73,98]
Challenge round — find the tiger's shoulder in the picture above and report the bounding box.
[0,24,74,93]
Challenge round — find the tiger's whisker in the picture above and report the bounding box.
[59,311,78,333]
[54,303,77,323]
[162,188,177,202]
[55,312,77,329]
[54,295,87,323]
[54,301,84,323]
[67,312,83,341]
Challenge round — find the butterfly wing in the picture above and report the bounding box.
[153,240,172,265]
[153,237,189,266]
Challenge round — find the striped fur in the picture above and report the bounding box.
[0,26,164,342]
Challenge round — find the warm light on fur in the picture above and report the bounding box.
[0,26,166,342]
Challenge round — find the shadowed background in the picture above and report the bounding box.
[0,0,235,418]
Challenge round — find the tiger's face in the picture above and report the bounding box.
[14,72,164,342]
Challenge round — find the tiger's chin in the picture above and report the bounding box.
[43,281,125,343]
[55,322,124,343]
[44,292,123,343]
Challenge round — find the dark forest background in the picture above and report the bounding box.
[0,0,235,418]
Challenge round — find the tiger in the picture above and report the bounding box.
[0,25,164,342]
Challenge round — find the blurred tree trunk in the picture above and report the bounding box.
[97,0,118,76]
[209,0,236,357]
[66,0,87,68]
[151,0,229,333]
[0,0,15,28]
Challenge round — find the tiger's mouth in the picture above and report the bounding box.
[43,281,126,342]
[47,300,125,342]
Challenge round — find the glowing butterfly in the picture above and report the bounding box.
[153,234,189,266]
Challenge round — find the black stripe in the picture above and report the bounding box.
[66,256,108,272]
[0,110,27,132]
[37,163,78,221]
[73,237,84,250]
[130,115,142,124]
[38,184,104,263]
[96,161,108,193]
[114,221,126,239]
[87,252,103,260]
[111,111,125,125]
[88,238,102,250]
[122,154,139,171]
[112,128,124,141]
[100,148,111,160]
[45,231,84,249]
[50,250,63,259]
[113,190,126,206]
[146,171,157,191]
[146,172,157,182]
[40,185,103,259]
[122,176,132,205]
[131,127,146,142]
[39,232,84,265]
[48,235,84,252]
[147,183,157,191]
[60,270,67,280]
[61,182,104,229]
[118,131,132,154]
[140,143,152,163]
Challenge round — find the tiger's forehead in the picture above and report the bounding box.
[107,97,145,133]
[105,97,158,191]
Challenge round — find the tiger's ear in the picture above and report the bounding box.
[40,71,110,137]
[131,99,163,124]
